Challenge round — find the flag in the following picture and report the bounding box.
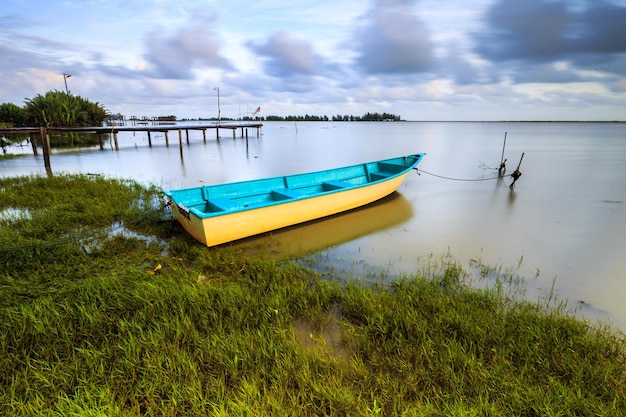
[252,106,261,115]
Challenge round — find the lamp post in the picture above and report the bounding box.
[63,73,71,96]
[213,86,221,125]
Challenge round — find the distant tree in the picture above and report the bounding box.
[23,90,108,127]
[0,102,26,127]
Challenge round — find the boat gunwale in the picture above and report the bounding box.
[164,153,425,220]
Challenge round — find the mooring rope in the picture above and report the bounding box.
[415,168,511,182]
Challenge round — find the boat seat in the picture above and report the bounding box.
[272,188,302,200]
[323,180,351,190]
[207,198,237,212]
[377,162,406,173]
[370,171,392,181]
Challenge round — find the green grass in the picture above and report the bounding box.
[0,174,624,416]
[0,153,27,160]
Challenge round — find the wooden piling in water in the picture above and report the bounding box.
[40,127,51,172]
[30,137,38,156]
[500,132,507,166]
[178,129,184,157]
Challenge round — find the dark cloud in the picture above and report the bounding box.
[143,12,233,79]
[475,0,626,62]
[573,2,626,54]
[511,63,585,84]
[245,32,326,93]
[247,32,322,77]
[474,0,570,61]
[353,0,433,74]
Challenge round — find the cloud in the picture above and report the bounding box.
[247,32,323,77]
[475,0,626,62]
[353,0,434,74]
[572,1,626,55]
[470,0,626,89]
[245,32,327,93]
[474,0,571,62]
[436,48,490,86]
[143,11,233,79]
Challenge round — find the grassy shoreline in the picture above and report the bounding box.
[1,174,624,416]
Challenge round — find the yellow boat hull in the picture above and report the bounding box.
[169,171,409,247]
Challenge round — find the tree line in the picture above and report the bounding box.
[262,112,402,122]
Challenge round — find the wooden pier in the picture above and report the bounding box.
[1,122,262,149]
[0,122,262,172]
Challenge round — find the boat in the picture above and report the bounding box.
[164,153,426,246]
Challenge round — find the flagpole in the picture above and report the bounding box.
[213,86,221,126]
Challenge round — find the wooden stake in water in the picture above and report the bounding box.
[510,152,524,189]
[500,132,507,165]
[499,132,507,176]
[40,126,51,173]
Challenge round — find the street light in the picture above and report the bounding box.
[213,86,221,125]
[63,73,71,96]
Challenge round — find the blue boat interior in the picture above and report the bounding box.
[167,155,423,216]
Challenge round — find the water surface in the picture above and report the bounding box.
[2,121,625,330]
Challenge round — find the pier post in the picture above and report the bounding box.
[178,129,183,157]
[185,129,190,144]
[165,131,169,146]
[30,136,38,156]
[40,126,51,172]
[147,131,152,147]
[202,129,206,143]
[232,128,236,140]
[113,132,119,150]
[216,127,220,141]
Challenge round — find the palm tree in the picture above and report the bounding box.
[24,90,107,128]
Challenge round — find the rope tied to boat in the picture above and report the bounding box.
[414,151,525,188]
[414,168,510,182]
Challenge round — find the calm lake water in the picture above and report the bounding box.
[2,121,625,331]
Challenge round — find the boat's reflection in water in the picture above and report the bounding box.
[232,192,414,260]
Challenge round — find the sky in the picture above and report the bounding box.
[1,0,626,121]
